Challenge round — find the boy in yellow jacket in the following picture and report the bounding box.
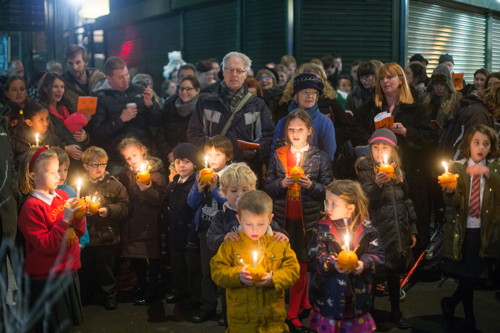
[211,190,300,332]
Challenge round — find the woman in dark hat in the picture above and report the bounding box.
[271,72,337,162]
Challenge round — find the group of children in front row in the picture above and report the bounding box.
[16,106,500,333]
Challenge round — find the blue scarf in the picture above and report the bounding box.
[288,100,319,116]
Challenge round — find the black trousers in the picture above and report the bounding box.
[198,230,217,311]
[132,257,161,297]
[170,247,201,302]
[79,245,117,300]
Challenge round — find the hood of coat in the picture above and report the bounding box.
[460,93,484,109]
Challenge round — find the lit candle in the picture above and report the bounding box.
[378,153,394,180]
[253,251,258,268]
[383,153,388,165]
[204,155,208,169]
[295,152,301,167]
[344,232,350,252]
[35,133,40,147]
[442,161,448,174]
[76,178,82,198]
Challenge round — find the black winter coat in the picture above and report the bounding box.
[81,172,130,246]
[356,157,417,273]
[9,124,62,165]
[119,157,167,259]
[273,97,351,146]
[88,80,161,162]
[264,145,333,232]
[166,173,198,250]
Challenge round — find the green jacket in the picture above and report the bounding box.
[443,158,500,261]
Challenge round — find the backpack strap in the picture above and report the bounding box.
[220,92,253,136]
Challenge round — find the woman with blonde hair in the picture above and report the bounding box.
[274,62,351,148]
[353,62,437,253]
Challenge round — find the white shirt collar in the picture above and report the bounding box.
[468,158,486,167]
[216,165,230,177]
[290,144,310,154]
[31,189,61,206]
[223,201,237,212]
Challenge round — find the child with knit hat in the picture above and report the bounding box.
[355,128,417,329]
[164,142,203,309]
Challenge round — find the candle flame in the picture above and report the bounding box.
[252,251,258,268]
[442,161,448,174]
[383,154,388,165]
[296,152,301,167]
[344,232,350,252]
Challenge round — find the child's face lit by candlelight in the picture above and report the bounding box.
[223,181,254,209]
[325,191,355,221]
[32,157,59,193]
[57,162,69,185]
[237,210,273,240]
[120,145,146,170]
[469,131,491,163]
[371,142,394,164]
[287,118,311,149]
[174,158,195,178]
[206,147,228,172]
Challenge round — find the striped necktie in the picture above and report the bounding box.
[468,175,481,218]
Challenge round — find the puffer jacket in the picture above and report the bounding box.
[63,68,105,113]
[443,158,500,261]
[356,157,417,273]
[9,124,63,165]
[81,172,130,246]
[88,80,161,161]
[309,218,385,320]
[119,157,167,259]
[264,145,333,232]
[187,84,275,162]
[210,232,300,333]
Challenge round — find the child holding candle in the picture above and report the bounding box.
[309,179,385,333]
[440,124,500,333]
[9,101,62,166]
[265,108,333,332]
[164,143,202,309]
[206,162,288,327]
[187,135,232,323]
[53,146,90,249]
[210,190,300,332]
[79,146,130,310]
[118,137,167,305]
[355,128,417,329]
[17,147,86,332]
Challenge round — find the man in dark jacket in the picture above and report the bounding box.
[63,44,105,113]
[187,51,274,177]
[87,56,160,174]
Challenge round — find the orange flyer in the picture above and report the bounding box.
[452,73,464,91]
[77,96,98,115]
[374,112,394,130]
[237,140,260,151]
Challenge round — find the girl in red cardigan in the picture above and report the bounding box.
[18,147,86,332]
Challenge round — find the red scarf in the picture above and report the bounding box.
[49,105,70,123]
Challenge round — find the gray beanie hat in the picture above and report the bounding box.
[428,64,454,93]
[439,53,454,65]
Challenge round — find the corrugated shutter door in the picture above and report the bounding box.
[408,1,486,82]
[243,1,286,70]
[298,0,393,66]
[183,2,236,63]
[492,17,500,71]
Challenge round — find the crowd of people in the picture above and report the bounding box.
[0,45,499,333]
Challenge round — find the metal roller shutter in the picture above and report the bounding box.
[183,2,237,64]
[243,1,286,70]
[298,0,394,67]
[408,1,486,82]
[492,17,500,71]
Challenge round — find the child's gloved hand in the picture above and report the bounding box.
[224,232,240,242]
[273,232,289,242]
[239,265,253,286]
[255,272,273,287]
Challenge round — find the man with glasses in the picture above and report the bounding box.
[188,51,274,177]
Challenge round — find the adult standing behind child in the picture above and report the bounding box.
[355,129,417,329]
[440,125,500,333]
[118,137,167,305]
[18,147,86,332]
[265,108,333,332]
[79,146,130,310]
[210,190,300,333]
[187,135,232,323]
[308,180,385,332]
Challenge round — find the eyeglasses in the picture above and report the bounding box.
[258,76,271,81]
[224,67,247,74]
[87,163,107,168]
[299,90,318,97]
[179,87,195,92]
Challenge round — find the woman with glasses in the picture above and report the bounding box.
[156,76,201,166]
[256,68,283,113]
[271,72,337,162]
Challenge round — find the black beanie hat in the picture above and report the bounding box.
[172,143,200,167]
[196,60,213,73]
[293,72,324,95]
[409,53,428,65]
[439,53,454,65]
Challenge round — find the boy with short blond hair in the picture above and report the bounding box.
[210,190,300,332]
[79,146,130,310]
